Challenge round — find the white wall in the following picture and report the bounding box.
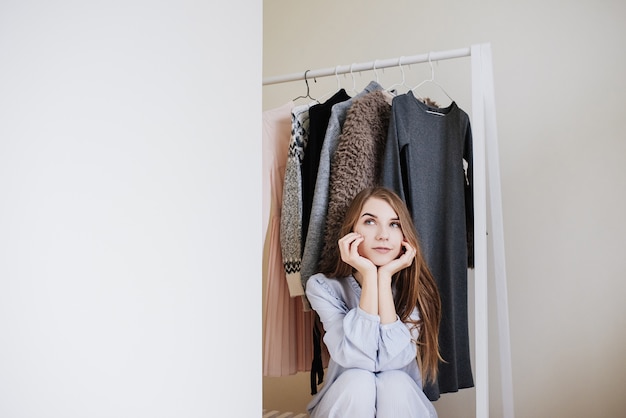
[0,1,262,417]
[263,1,626,417]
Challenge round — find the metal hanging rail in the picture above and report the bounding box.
[262,47,471,86]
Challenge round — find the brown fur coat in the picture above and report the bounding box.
[318,90,392,273]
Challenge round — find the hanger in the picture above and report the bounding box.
[316,65,343,103]
[373,59,394,105]
[412,52,453,104]
[373,59,380,83]
[386,56,409,95]
[293,70,319,103]
[347,63,359,96]
[334,66,342,91]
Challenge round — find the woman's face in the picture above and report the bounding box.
[353,197,405,267]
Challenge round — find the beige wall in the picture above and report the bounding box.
[262,1,626,417]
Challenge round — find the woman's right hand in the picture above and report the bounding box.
[338,232,376,276]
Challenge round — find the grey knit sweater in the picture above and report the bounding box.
[280,102,313,296]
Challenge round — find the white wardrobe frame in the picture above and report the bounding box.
[263,42,514,418]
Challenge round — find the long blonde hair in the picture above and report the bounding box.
[323,186,442,383]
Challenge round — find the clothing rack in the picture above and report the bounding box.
[263,43,514,418]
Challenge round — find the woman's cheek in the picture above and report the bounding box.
[356,242,365,257]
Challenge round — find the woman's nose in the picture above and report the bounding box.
[376,226,389,240]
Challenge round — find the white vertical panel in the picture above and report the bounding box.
[482,43,515,418]
[471,43,489,418]
[0,1,262,417]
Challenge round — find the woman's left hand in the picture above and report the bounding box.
[378,240,416,277]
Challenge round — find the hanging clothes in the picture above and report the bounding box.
[308,88,393,396]
[300,81,383,304]
[281,102,315,297]
[301,89,351,249]
[262,102,293,242]
[262,101,318,377]
[318,89,393,274]
[381,90,475,400]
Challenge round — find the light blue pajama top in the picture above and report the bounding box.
[305,272,424,414]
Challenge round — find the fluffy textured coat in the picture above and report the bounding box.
[318,90,392,273]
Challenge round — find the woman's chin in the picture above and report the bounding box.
[370,256,395,267]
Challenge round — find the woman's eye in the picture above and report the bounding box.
[391,222,401,228]
[364,219,375,225]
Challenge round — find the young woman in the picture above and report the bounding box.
[305,187,442,418]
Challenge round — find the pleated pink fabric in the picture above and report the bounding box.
[262,101,317,376]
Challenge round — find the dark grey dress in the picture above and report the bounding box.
[381,91,475,401]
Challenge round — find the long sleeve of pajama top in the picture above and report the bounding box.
[305,273,424,414]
